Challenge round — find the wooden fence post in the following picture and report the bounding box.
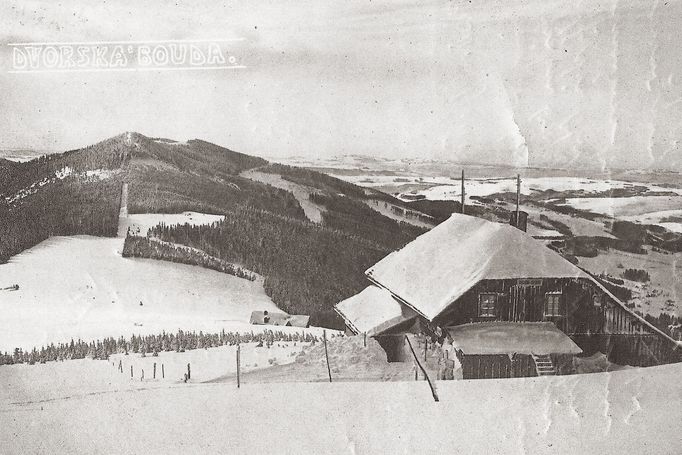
[424,338,428,362]
[153,362,156,379]
[405,335,439,402]
[323,330,332,383]
[363,332,367,347]
[187,363,191,380]
[141,369,144,381]
[130,365,133,378]
[162,364,165,379]
[236,344,241,388]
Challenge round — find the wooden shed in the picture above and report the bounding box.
[249,310,310,328]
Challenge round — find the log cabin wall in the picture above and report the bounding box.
[433,277,680,366]
[434,277,596,332]
[435,278,658,337]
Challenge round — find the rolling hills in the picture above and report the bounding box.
[1,132,435,330]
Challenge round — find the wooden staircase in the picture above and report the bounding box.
[531,354,556,376]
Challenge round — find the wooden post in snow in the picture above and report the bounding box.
[141,369,144,381]
[323,330,332,383]
[162,363,165,379]
[424,338,428,362]
[130,365,133,378]
[461,169,465,214]
[516,174,521,228]
[405,335,439,402]
[118,359,122,373]
[187,363,191,380]
[363,332,367,348]
[236,344,241,388]
[153,362,156,379]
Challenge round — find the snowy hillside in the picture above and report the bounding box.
[1,359,680,454]
[0,235,278,352]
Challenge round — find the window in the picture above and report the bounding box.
[544,293,562,317]
[478,293,497,317]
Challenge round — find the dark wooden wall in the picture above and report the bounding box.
[434,277,680,366]
[434,278,588,328]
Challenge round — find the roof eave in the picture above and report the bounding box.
[333,306,359,335]
[365,274,438,321]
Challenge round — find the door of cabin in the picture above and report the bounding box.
[510,283,542,321]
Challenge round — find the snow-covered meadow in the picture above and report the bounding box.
[0,235,279,352]
[0,204,283,353]
[1,358,680,454]
[328,171,682,233]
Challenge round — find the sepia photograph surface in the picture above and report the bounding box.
[1,1,681,454]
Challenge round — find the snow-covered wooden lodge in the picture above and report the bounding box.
[335,214,681,379]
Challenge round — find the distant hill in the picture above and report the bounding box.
[1,132,436,328]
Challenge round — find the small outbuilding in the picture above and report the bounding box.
[249,310,310,328]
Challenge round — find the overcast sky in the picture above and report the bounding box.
[1,0,681,169]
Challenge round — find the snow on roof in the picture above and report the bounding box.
[366,214,589,321]
[249,311,310,328]
[335,286,417,336]
[447,322,583,355]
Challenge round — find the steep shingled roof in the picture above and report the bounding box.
[335,286,417,336]
[366,214,589,321]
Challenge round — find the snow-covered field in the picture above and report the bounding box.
[363,198,435,228]
[241,169,325,223]
[1,359,680,454]
[578,248,681,317]
[107,340,318,383]
[561,196,682,217]
[558,196,682,233]
[328,170,682,233]
[620,209,682,233]
[332,175,682,200]
[119,211,225,237]
[0,235,278,352]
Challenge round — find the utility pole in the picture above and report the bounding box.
[323,330,332,383]
[461,169,465,214]
[516,174,521,228]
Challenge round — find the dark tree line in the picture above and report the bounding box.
[309,192,427,248]
[644,313,682,340]
[261,163,367,198]
[122,233,256,281]
[0,176,123,262]
[0,134,134,262]
[622,268,651,282]
[126,167,305,219]
[0,329,320,366]
[144,206,412,328]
